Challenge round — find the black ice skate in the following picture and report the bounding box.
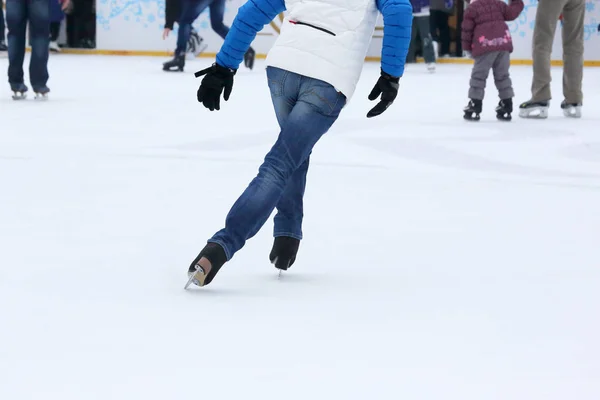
[184,243,227,289]
[244,47,256,70]
[34,86,50,101]
[518,100,549,119]
[561,100,582,118]
[463,99,482,121]
[163,51,186,72]
[10,83,28,100]
[496,98,512,121]
[269,236,300,273]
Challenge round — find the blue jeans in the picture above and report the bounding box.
[176,0,228,53]
[6,0,50,89]
[0,0,5,42]
[208,67,346,260]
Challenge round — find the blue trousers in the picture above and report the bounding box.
[208,67,347,260]
[176,0,228,53]
[6,0,50,89]
[0,0,5,42]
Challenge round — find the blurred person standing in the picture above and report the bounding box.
[50,0,70,52]
[1,0,7,51]
[409,0,436,72]
[430,0,453,57]
[6,0,51,99]
[163,0,205,59]
[519,0,586,119]
[162,0,256,72]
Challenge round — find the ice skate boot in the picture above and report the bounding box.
[518,100,549,119]
[187,28,207,59]
[244,47,256,70]
[184,243,227,289]
[495,98,512,121]
[269,236,300,272]
[49,41,61,53]
[426,63,436,73]
[0,40,7,52]
[463,99,482,121]
[561,100,582,118]
[10,83,28,100]
[163,51,186,72]
[33,86,50,101]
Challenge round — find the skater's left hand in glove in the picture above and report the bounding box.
[367,70,399,118]
[195,63,236,111]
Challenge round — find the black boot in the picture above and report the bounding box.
[269,236,300,271]
[187,243,227,287]
[163,51,186,72]
[496,98,512,121]
[244,47,256,70]
[463,99,482,121]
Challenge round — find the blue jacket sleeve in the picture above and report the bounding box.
[377,0,413,77]
[216,0,287,70]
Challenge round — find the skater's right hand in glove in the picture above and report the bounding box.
[195,63,236,111]
[367,70,399,118]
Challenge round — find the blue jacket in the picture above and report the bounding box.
[216,0,413,78]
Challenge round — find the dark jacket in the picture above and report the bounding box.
[165,0,181,30]
[461,0,524,57]
[410,0,430,14]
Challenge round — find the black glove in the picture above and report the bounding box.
[367,70,399,118]
[195,63,236,111]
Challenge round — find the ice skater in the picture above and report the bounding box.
[6,0,51,99]
[461,0,524,121]
[185,0,413,288]
[163,0,204,60]
[519,0,586,119]
[409,0,437,72]
[162,0,256,72]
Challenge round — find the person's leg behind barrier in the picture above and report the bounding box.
[208,72,346,260]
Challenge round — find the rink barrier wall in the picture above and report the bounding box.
[40,48,600,67]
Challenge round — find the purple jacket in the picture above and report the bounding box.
[461,0,524,57]
[410,0,430,14]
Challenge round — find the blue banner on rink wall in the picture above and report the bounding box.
[96,0,600,61]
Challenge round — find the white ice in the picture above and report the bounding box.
[1,55,599,399]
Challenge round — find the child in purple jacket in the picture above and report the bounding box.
[461,0,524,121]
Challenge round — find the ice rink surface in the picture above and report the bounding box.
[1,55,599,399]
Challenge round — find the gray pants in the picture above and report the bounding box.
[531,0,585,103]
[408,15,436,64]
[469,51,514,100]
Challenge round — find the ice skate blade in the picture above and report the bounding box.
[34,94,48,101]
[12,92,27,100]
[184,265,207,289]
[519,107,548,119]
[563,106,582,118]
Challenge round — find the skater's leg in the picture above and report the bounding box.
[468,52,495,100]
[561,0,585,104]
[530,0,566,102]
[0,0,6,42]
[208,71,346,259]
[416,15,435,64]
[492,51,514,100]
[176,0,210,53]
[208,0,229,40]
[266,66,308,239]
[6,0,28,85]
[28,0,50,90]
